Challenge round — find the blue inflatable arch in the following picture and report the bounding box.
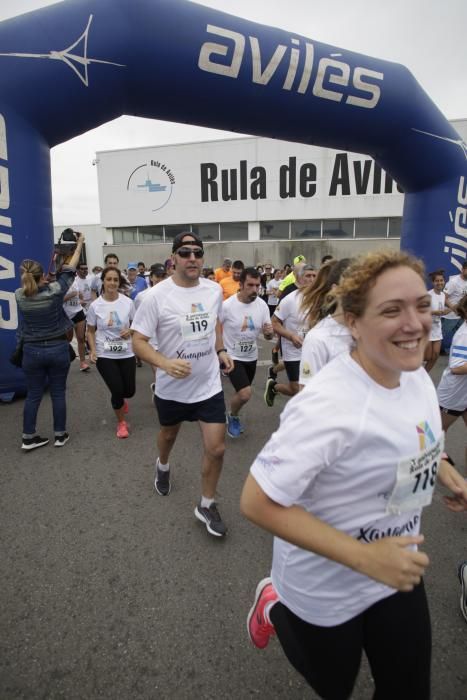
[0,0,466,398]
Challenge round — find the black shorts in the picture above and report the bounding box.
[154,391,226,426]
[229,360,257,391]
[284,360,300,382]
[71,309,86,325]
[440,405,466,417]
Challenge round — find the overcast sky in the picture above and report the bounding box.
[2,0,467,225]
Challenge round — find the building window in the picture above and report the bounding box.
[112,228,137,244]
[220,222,248,241]
[388,218,402,237]
[322,219,353,238]
[260,221,290,240]
[355,218,388,238]
[164,224,191,241]
[192,223,220,241]
[139,225,164,242]
[291,220,321,239]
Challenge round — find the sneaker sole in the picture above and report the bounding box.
[459,563,467,623]
[247,577,273,646]
[21,440,49,451]
[194,507,226,537]
[263,382,275,407]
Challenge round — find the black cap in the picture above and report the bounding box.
[150,263,166,277]
[172,231,203,254]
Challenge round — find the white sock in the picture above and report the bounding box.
[264,600,277,625]
[201,496,214,508]
[157,459,169,471]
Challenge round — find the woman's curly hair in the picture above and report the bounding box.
[335,249,426,317]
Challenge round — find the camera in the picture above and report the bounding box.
[54,228,81,269]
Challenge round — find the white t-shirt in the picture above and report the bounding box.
[134,286,157,349]
[87,293,135,359]
[443,274,467,319]
[62,280,82,319]
[75,274,93,310]
[428,289,445,341]
[299,315,353,385]
[132,277,223,402]
[274,289,307,361]
[221,294,270,361]
[266,278,281,306]
[250,352,443,627]
[437,322,467,411]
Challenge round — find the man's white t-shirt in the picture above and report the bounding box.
[250,352,443,627]
[132,277,223,402]
[266,278,281,306]
[428,289,446,341]
[134,286,157,348]
[274,289,307,361]
[443,274,467,319]
[87,293,135,359]
[221,295,270,361]
[437,322,467,411]
[75,274,93,310]
[62,280,82,319]
[299,315,353,385]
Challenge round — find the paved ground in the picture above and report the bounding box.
[0,345,466,699]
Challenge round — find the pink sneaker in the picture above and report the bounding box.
[116,421,129,439]
[123,400,129,414]
[247,577,278,649]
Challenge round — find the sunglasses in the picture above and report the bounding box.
[176,247,204,259]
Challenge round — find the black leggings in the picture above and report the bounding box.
[269,582,431,700]
[96,356,136,410]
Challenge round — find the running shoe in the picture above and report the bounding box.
[264,377,277,407]
[227,414,241,438]
[123,400,129,414]
[21,435,49,451]
[267,365,277,381]
[79,362,90,372]
[458,560,467,623]
[194,502,227,537]
[247,577,278,649]
[116,421,129,439]
[54,432,70,447]
[154,458,171,496]
[271,347,279,365]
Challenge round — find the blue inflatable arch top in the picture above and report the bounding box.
[0,0,466,398]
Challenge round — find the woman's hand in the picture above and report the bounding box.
[120,327,131,339]
[89,350,97,364]
[358,535,429,592]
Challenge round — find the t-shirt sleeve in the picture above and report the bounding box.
[299,333,328,384]
[132,291,160,339]
[274,294,290,322]
[128,299,136,323]
[86,302,97,327]
[449,329,467,368]
[250,385,353,506]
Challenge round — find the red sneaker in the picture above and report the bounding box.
[247,577,278,649]
[116,421,129,439]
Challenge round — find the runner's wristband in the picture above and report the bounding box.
[216,348,227,355]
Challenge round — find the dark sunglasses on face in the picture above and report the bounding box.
[177,247,204,259]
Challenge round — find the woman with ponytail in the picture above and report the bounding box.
[15,235,85,450]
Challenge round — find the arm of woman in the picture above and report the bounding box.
[437,459,467,511]
[240,474,429,592]
[450,362,467,375]
[86,325,97,363]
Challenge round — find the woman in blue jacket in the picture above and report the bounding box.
[15,235,85,451]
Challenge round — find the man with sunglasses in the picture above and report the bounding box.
[132,232,234,538]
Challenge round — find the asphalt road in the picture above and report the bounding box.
[0,345,466,700]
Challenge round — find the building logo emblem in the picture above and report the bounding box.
[127,159,176,211]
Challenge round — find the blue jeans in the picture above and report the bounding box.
[22,342,71,436]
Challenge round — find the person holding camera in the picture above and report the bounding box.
[15,235,85,450]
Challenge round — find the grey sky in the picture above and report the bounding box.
[2,0,467,225]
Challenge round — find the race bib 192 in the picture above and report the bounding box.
[103,339,129,353]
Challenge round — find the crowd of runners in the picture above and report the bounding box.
[15,230,467,698]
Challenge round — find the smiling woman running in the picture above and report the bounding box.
[241,250,467,700]
[87,267,136,439]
